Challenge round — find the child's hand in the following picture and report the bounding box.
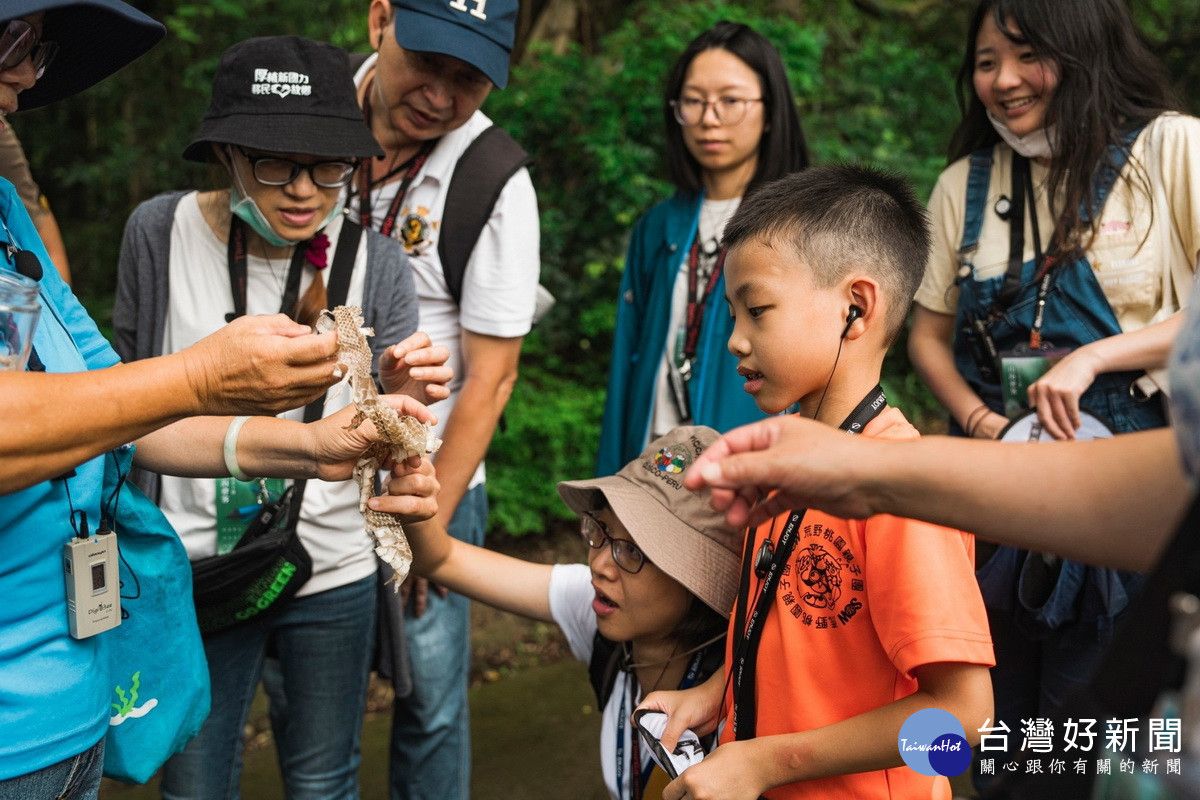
[368,455,439,523]
[663,739,769,800]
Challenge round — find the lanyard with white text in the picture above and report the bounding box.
[730,385,887,740]
[617,648,706,798]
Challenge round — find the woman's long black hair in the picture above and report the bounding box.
[949,0,1179,255]
[663,21,809,197]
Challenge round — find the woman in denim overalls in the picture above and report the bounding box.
[908,0,1200,762]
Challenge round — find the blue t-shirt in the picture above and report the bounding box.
[0,178,122,778]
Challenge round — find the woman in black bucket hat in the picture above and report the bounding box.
[112,35,452,800]
[0,6,444,800]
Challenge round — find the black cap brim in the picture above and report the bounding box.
[182,112,383,162]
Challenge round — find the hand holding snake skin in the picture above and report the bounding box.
[316,306,441,588]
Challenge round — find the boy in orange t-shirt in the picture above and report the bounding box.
[640,165,995,800]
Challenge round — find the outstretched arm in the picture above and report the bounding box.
[135,393,437,483]
[384,460,555,622]
[684,416,1192,573]
[1,315,341,493]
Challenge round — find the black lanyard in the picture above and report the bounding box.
[996,154,1056,349]
[680,238,726,380]
[225,218,309,322]
[357,80,435,238]
[729,385,887,741]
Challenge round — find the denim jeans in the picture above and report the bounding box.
[0,738,104,800]
[388,484,487,800]
[161,573,377,800]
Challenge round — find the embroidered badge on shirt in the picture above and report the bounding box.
[398,206,438,255]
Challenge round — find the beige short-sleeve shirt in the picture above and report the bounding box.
[917,112,1200,334]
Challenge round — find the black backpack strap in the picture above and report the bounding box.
[588,631,624,707]
[325,218,361,310]
[437,125,531,306]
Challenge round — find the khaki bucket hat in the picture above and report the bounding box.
[557,426,742,617]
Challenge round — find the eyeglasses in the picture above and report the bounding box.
[670,96,763,127]
[237,148,358,189]
[580,512,647,574]
[0,19,58,79]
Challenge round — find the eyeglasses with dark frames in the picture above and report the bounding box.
[670,96,763,127]
[0,19,58,79]
[237,148,358,189]
[579,512,647,574]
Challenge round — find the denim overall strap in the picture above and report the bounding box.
[960,149,994,256]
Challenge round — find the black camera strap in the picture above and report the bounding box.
[729,385,887,741]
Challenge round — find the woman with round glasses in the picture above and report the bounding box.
[596,21,810,478]
[113,36,451,800]
[391,425,741,799]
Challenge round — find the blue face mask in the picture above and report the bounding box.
[227,147,345,246]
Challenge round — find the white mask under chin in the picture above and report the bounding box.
[987,110,1057,160]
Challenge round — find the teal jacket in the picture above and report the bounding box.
[596,191,765,476]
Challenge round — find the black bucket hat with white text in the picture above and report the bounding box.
[183,36,383,162]
[7,0,164,110]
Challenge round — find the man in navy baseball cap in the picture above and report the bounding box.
[325,2,541,799]
[389,0,516,89]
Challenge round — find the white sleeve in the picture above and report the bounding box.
[547,563,597,663]
[457,166,541,338]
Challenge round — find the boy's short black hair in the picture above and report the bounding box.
[722,164,931,345]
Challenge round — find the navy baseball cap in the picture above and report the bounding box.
[389,0,515,89]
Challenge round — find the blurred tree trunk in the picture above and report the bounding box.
[517,0,637,58]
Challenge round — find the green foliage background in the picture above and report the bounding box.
[13,0,1200,536]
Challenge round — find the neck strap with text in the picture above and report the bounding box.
[730,384,887,740]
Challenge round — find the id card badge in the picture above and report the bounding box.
[214,477,287,554]
[999,344,1071,419]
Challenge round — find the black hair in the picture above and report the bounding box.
[948,0,1179,255]
[671,596,727,652]
[663,21,809,197]
[723,164,930,345]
